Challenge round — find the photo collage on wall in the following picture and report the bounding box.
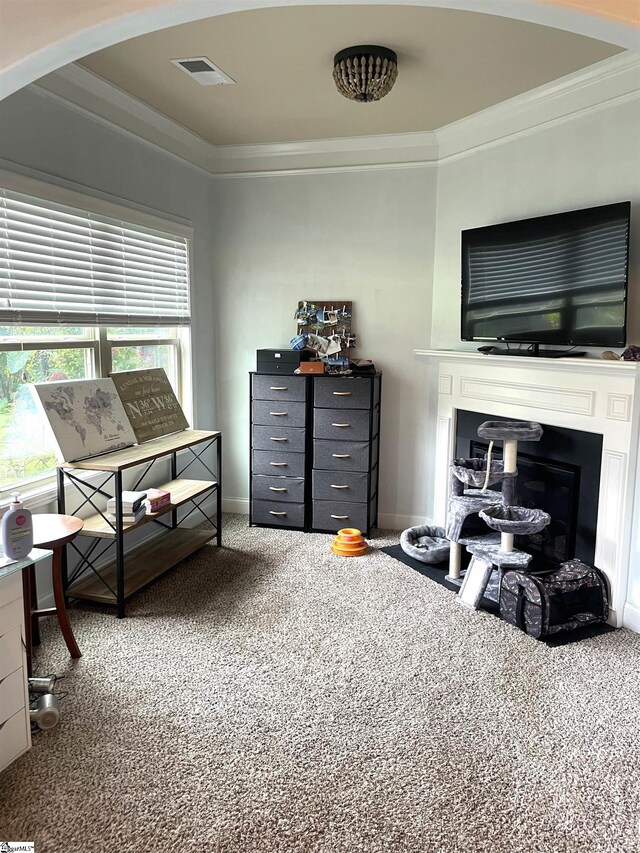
[291,301,355,369]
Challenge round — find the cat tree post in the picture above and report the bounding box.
[449,541,462,580]
[501,438,518,553]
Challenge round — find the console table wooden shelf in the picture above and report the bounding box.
[57,429,221,617]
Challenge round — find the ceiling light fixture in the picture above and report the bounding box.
[332,45,398,103]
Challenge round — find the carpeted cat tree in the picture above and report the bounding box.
[401,419,551,608]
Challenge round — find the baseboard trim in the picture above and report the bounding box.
[376,513,435,532]
[622,601,640,633]
[223,497,249,514]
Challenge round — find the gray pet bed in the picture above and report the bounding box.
[400,525,450,563]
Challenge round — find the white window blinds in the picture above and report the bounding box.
[0,188,190,326]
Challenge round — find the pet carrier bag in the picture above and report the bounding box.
[499,559,609,639]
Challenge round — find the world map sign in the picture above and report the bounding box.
[31,378,137,462]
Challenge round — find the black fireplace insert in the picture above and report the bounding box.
[455,410,602,569]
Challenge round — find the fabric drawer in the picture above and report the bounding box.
[370,465,379,499]
[252,425,306,454]
[312,470,368,503]
[313,439,370,472]
[252,374,306,402]
[252,400,306,428]
[0,708,29,773]
[314,377,372,409]
[312,500,371,533]
[313,408,371,442]
[252,500,305,528]
[252,450,306,478]
[252,475,305,503]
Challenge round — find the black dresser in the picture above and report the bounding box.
[250,372,381,534]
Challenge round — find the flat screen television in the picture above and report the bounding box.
[461,201,631,355]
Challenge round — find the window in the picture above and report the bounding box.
[0,180,192,496]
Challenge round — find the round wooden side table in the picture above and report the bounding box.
[25,514,84,675]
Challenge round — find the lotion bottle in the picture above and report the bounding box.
[1,493,34,560]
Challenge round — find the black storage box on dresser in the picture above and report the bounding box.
[256,349,310,374]
[249,372,381,535]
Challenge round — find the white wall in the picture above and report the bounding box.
[210,167,438,528]
[431,97,640,350]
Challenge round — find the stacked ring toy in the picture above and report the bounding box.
[331,528,368,556]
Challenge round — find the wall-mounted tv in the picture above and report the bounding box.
[461,202,631,355]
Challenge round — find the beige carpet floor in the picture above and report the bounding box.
[1,514,639,852]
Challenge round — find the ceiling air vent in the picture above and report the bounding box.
[171,57,235,86]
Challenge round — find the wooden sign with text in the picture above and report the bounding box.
[110,368,189,443]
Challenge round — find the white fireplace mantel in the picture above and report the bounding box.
[415,349,640,632]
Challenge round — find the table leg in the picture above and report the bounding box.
[51,547,82,659]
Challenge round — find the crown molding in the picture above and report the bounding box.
[30,51,640,176]
[437,51,640,161]
[32,64,220,174]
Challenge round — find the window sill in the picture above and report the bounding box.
[2,469,112,517]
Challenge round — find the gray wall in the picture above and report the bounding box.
[1,84,638,541]
[210,167,438,527]
[432,97,640,351]
[0,86,217,434]
[0,87,218,605]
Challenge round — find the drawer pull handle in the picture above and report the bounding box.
[332,453,350,458]
[331,484,349,489]
[270,386,288,391]
[332,423,350,428]
[270,511,287,516]
[270,437,288,442]
[270,412,288,416]
[333,391,352,396]
[270,462,287,467]
[331,514,349,519]
[269,487,288,492]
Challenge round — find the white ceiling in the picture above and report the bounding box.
[62,5,624,147]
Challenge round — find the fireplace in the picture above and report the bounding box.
[416,349,640,631]
[456,409,602,570]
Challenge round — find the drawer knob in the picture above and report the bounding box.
[332,423,350,428]
[270,462,287,466]
[330,484,349,489]
[270,511,287,516]
[270,412,288,416]
[333,391,352,396]
[270,437,288,442]
[269,487,287,492]
[331,514,349,519]
[332,453,350,458]
[270,386,288,390]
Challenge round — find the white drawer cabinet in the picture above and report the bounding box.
[0,567,31,773]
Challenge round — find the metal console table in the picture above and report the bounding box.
[57,429,222,618]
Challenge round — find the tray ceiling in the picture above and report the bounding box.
[72,5,623,146]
